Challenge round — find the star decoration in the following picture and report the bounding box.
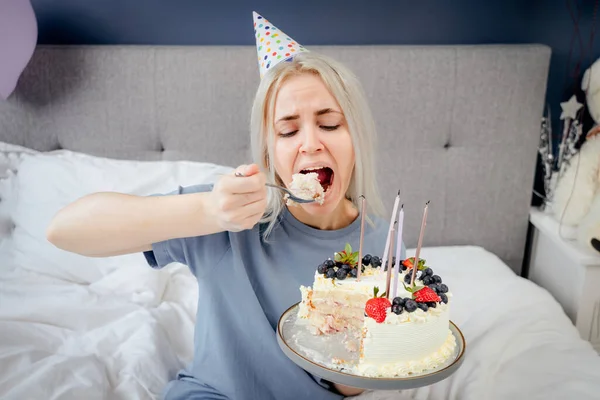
[560,95,583,120]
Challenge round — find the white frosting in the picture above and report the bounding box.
[356,329,457,377]
[312,267,412,299]
[358,301,453,376]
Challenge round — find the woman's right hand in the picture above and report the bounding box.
[208,164,268,232]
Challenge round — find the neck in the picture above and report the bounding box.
[288,199,359,230]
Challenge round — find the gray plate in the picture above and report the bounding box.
[277,302,466,391]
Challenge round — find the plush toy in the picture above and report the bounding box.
[552,60,600,254]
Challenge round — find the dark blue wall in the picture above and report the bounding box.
[33,0,532,46]
[29,0,600,203]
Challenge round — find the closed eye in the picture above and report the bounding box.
[279,130,298,138]
[321,125,340,131]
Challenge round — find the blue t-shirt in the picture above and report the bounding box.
[144,184,401,400]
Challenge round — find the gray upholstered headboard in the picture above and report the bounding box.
[0,44,551,274]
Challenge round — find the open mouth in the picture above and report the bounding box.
[300,167,334,192]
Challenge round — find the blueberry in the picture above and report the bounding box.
[342,263,352,271]
[422,276,433,285]
[417,302,429,312]
[391,304,403,315]
[317,263,327,274]
[349,268,358,278]
[429,284,440,293]
[439,284,448,293]
[326,268,336,279]
[404,274,413,284]
[325,259,335,268]
[427,302,437,308]
[404,299,417,312]
[362,254,372,266]
[400,264,407,271]
[392,297,405,306]
[371,256,381,267]
[336,268,348,280]
[432,275,442,284]
[440,293,448,304]
[336,261,344,268]
[423,268,433,276]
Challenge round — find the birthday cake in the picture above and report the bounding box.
[298,244,456,377]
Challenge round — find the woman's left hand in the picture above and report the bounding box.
[333,383,364,397]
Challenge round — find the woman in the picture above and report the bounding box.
[46,15,400,400]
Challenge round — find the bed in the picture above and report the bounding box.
[0,44,599,400]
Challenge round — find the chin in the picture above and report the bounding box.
[300,181,344,215]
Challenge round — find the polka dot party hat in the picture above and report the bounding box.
[253,11,309,79]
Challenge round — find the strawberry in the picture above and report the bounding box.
[413,287,441,303]
[402,257,427,270]
[364,286,391,323]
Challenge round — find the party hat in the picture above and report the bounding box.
[253,11,309,79]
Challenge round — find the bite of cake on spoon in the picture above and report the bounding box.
[286,166,333,206]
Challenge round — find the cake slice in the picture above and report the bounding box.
[285,172,325,205]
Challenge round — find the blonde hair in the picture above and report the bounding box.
[250,51,384,238]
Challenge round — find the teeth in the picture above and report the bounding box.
[302,166,327,171]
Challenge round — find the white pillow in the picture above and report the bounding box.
[2,147,234,284]
[0,142,40,241]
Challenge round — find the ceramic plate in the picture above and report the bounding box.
[277,302,466,391]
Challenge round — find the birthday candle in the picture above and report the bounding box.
[392,205,404,298]
[381,190,400,276]
[357,195,366,281]
[385,225,395,299]
[411,201,430,285]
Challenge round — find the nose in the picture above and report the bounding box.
[299,126,324,154]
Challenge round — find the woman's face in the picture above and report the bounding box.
[272,73,355,215]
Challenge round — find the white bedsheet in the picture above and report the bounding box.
[1,245,599,400]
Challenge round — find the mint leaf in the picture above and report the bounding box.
[345,243,352,254]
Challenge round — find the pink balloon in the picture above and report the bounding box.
[0,0,37,100]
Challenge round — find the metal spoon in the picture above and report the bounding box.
[234,171,316,204]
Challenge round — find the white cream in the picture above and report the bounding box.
[312,267,413,299]
[356,329,457,377]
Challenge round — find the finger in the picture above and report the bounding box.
[230,197,267,221]
[234,164,248,177]
[241,164,260,177]
[244,197,267,216]
[239,210,265,229]
[221,173,266,195]
[222,190,266,210]
[238,190,267,207]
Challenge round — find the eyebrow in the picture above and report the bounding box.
[276,108,342,123]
